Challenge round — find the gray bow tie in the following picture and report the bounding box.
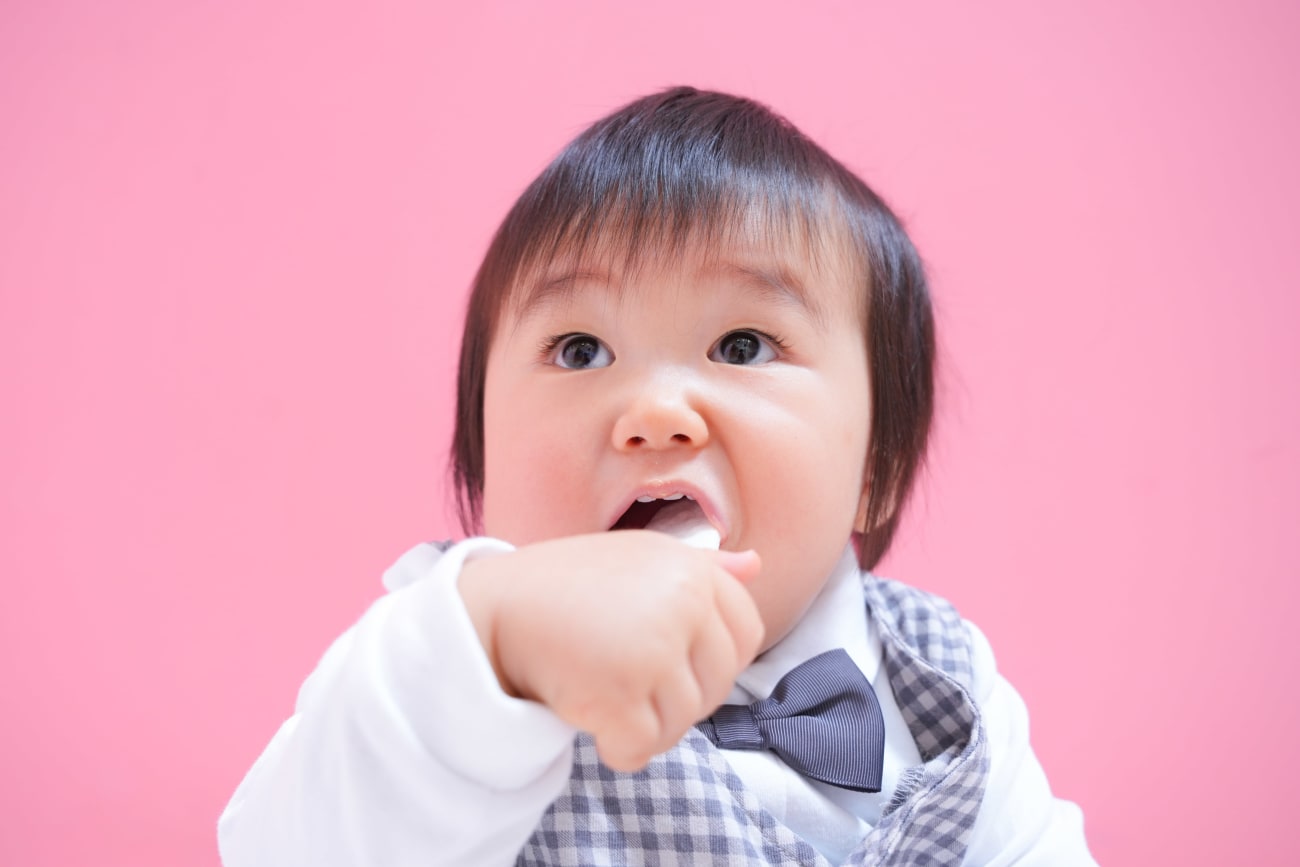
[697,648,886,792]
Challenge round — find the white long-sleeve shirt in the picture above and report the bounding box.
[218,539,1095,866]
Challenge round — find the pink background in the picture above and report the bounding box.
[3,1,1297,864]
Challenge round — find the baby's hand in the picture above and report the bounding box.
[458,532,764,772]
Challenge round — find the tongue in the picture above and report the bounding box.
[644,499,720,550]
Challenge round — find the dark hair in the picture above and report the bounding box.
[451,86,934,570]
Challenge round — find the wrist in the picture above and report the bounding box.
[458,554,525,700]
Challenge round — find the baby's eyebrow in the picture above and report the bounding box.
[512,269,613,322]
[712,262,829,329]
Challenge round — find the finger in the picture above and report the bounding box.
[593,700,662,772]
[649,670,705,753]
[689,614,743,712]
[712,565,765,666]
[714,548,761,584]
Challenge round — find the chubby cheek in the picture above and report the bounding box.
[746,510,860,651]
[733,406,868,648]
[481,393,600,546]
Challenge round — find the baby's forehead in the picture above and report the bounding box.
[504,223,865,325]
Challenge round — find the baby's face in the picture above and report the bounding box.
[480,239,872,650]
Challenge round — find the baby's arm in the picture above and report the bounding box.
[962,622,1099,866]
[218,533,762,867]
[217,540,579,866]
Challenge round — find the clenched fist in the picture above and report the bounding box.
[458,531,764,771]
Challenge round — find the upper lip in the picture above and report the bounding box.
[606,479,728,542]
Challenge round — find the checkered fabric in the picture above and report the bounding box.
[517,576,989,866]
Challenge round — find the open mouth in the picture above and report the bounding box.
[611,494,694,531]
[610,495,721,549]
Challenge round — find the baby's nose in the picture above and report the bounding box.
[611,381,709,451]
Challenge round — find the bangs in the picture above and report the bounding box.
[480,90,858,318]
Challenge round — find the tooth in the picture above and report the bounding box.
[636,496,655,503]
[663,493,684,501]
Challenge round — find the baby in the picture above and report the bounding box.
[219,87,1096,866]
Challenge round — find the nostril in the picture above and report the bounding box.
[671,433,691,443]
[628,435,646,446]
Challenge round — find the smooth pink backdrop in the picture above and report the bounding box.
[3,1,1297,864]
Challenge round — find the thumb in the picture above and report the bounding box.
[715,548,761,584]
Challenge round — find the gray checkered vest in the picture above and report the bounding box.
[517,576,989,866]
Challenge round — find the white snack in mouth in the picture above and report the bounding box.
[644,498,721,550]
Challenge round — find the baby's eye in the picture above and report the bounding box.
[549,333,614,369]
[709,330,778,365]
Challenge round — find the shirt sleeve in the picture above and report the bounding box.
[961,622,1099,867]
[217,539,578,867]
